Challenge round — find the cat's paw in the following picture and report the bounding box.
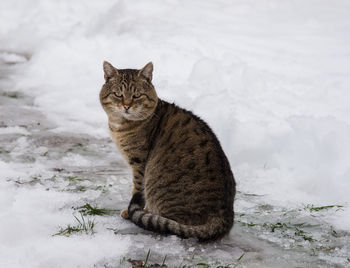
[120,209,129,219]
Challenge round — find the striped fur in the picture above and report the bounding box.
[128,192,233,241]
[100,62,236,241]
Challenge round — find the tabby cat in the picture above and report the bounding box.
[99,61,236,240]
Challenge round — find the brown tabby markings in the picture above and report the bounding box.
[100,61,236,240]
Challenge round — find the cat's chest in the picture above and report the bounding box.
[110,128,149,156]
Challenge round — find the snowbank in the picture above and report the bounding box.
[1,0,350,264]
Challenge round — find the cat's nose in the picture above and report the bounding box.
[124,105,130,110]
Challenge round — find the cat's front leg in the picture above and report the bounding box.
[131,166,145,194]
[120,167,145,219]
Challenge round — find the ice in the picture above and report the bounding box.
[1,0,350,267]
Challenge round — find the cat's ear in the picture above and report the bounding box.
[138,62,153,81]
[103,61,118,81]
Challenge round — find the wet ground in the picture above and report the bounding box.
[1,54,349,267]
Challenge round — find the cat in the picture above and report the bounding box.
[99,61,236,240]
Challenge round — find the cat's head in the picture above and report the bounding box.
[100,61,158,123]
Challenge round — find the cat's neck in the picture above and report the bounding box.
[108,118,146,133]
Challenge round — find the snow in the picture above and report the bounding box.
[0,52,27,64]
[1,0,350,267]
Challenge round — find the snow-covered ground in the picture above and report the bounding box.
[1,0,350,267]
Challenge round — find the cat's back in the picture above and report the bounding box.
[149,100,233,176]
[145,100,235,225]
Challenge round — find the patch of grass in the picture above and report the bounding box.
[236,220,258,227]
[237,205,348,262]
[107,227,119,235]
[310,245,340,257]
[264,222,288,232]
[262,221,315,242]
[93,185,109,193]
[1,91,21,98]
[161,255,167,267]
[71,185,87,192]
[65,176,84,182]
[196,263,210,267]
[239,218,316,245]
[315,246,337,252]
[66,143,84,153]
[329,229,347,238]
[54,213,95,236]
[237,253,245,262]
[62,176,93,192]
[241,193,260,197]
[77,203,114,216]
[258,204,274,212]
[144,249,151,267]
[294,228,314,242]
[0,147,10,154]
[120,256,126,265]
[305,204,344,212]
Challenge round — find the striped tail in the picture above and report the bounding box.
[127,192,233,241]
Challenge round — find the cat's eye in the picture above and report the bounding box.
[114,92,123,98]
[133,92,141,98]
